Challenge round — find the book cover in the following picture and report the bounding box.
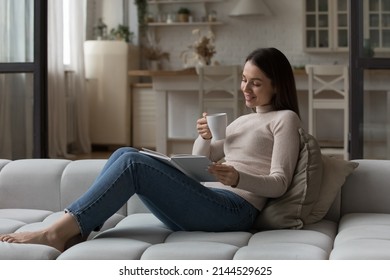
[139,148,217,182]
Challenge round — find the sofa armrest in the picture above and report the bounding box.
[341,159,390,215]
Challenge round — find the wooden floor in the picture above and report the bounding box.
[71,152,112,160]
[64,145,123,160]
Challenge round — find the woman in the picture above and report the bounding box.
[0,47,301,252]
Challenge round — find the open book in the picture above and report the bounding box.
[139,148,217,182]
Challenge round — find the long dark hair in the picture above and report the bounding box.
[245,47,300,118]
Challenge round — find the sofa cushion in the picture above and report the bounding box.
[304,156,358,225]
[0,242,61,260]
[330,213,390,259]
[0,159,71,211]
[58,238,151,260]
[141,242,239,260]
[93,214,172,244]
[0,209,53,224]
[248,227,334,253]
[234,219,336,260]
[234,243,328,260]
[0,218,26,234]
[0,160,10,171]
[60,160,106,209]
[165,231,252,248]
[254,129,323,229]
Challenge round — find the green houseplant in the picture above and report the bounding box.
[135,0,148,28]
[177,7,191,22]
[110,24,134,43]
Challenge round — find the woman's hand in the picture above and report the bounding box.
[196,112,212,140]
[208,163,240,187]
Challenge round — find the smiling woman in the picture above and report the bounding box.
[241,62,275,108]
[0,48,303,256]
[242,48,300,117]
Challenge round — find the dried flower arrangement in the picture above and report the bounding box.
[143,32,170,62]
[181,29,216,67]
[143,45,170,61]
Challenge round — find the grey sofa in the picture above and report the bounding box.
[0,158,389,260]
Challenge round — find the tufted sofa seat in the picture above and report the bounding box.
[0,158,389,260]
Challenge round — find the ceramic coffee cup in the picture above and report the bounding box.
[206,113,227,140]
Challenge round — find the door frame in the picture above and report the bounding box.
[0,0,48,158]
[349,0,390,159]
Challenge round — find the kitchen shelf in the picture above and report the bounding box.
[147,21,223,27]
[148,0,223,4]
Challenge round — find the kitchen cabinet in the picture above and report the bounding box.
[304,0,390,52]
[365,0,390,50]
[84,41,139,147]
[304,0,349,52]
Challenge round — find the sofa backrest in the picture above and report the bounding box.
[3,158,388,222]
[0,159,128,216]
[0,159,71,211]
[341,159,390,215]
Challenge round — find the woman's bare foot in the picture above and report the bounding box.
[0,230,67,252]
[0,213,83,252]
[64,234,87,251]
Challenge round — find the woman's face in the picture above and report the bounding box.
[241,60,275,108]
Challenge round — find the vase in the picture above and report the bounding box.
[149,60,160,71]
[198,56,211,66]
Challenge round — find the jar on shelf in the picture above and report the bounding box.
[208,10,217,22]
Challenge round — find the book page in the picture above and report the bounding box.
[139,148,170,161]
[140,148,217,182]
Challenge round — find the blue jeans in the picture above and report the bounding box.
[66,147,258,237]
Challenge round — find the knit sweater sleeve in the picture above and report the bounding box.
[234,111,301,198]
[192,136,225,162]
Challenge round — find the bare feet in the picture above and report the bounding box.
[0,230,68,252]
[0,213,83,252]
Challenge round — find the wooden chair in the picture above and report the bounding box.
[197,65,242,123]
[305,64,349,159]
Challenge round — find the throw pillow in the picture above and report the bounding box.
[304,155,359,225]
[253,128,323,230]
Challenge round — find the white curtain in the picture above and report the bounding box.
[48,0,68,158]
[48,0,90,158]
[68,0,91,154]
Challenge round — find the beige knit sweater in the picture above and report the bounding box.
[192,105,301,211]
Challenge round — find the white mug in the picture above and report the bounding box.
[206,113,227,140]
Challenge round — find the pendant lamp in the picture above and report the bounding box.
[230,0,272,16]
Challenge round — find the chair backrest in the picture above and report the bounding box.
[197,65,241,120]
[305,64,349,159]
[305,65,349,98]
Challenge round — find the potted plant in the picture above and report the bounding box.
[144,45,170,70]
[110,24,134,43]
[135,0,148,28]
[144,32,170,70]
[93,18,108,40]
[177,7,191,22]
